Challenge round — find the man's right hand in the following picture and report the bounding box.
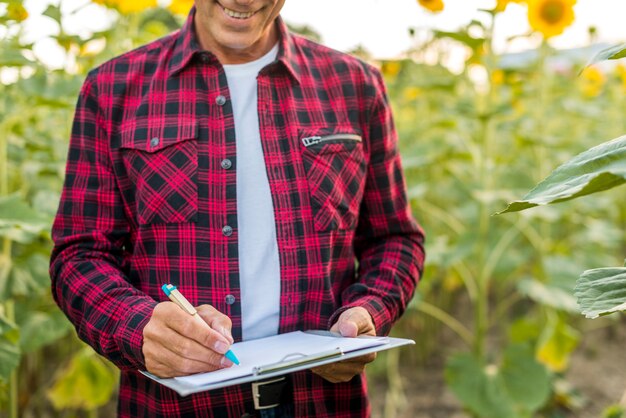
[142,302,234,378]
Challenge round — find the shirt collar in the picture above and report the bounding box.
[168,7,302,84]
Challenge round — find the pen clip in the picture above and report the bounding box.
[252,347,344,375]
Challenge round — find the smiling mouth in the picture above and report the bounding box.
[219,3,259,19]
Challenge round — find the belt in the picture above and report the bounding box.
[251,376,292,410]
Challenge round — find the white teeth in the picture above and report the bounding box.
[222,6,255,19]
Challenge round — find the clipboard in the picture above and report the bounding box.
[140,330,414,396]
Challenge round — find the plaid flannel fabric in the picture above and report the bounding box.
[50,8,425,418]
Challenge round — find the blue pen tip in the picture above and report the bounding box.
[225,350,240,365]
[161,284,176,296]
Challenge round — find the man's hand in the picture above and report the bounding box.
[311,307,377,383]
[142,302,234,378]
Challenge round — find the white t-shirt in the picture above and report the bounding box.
[223,44,280,341]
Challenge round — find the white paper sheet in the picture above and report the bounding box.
[173,331,387,387]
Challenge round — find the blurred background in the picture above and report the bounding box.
[0,0,625,417]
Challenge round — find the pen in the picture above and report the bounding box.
[161,283,240,365]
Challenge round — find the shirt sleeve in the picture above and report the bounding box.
[330,68,426,336]
[49,74,157,371]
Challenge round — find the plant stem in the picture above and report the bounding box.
[415,301,473,347]
[1,73,18,418]
[383,349,406,418]
[474,11,498,360]
[6,299,17,418]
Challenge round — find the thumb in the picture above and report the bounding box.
[333,309,361,338]
[339,320,359,338]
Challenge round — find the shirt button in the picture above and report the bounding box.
[221,159,232,170]
[199,53,211,64]
[215,95,226,106]
[150,137,159,147]
[222,225,233,237]
[225,294,236,305]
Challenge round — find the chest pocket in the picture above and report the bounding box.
[300,129,367,231]
[119,122,199,226]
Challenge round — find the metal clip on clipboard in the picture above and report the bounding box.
[252,347,344,376]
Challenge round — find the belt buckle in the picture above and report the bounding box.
[252,377,285,410]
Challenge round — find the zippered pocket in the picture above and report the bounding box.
[299,130,366,231]
[301,133,362,148]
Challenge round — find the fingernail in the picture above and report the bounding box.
[221,356,234,367]
[214,341,229,354]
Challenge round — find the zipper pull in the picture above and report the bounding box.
[302,136,322,147]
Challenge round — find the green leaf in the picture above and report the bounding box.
[574,267,626,319]
[0,47,32,67]
[1,253,53,300]
[19,310,72,353]
[446,345,551,418]
[496,135,626,214]
[47,347,118,410]
[518,279,579,313]
[42,5,62,24]
[584,43,626,71]
[0,194,50,243]
[0,312,21,382]
[536,317,580,372]
[433,30,485,51]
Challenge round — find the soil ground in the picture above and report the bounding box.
[369,316,626,418]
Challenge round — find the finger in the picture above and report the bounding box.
[196,304,234,344]
[157,344,230,376]
[161,304,231,354]
[156,326,230,368]
[311,362,366,383]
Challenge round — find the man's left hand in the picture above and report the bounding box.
[311,307,377,383]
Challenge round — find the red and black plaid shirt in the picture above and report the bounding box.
[50,8,425,418]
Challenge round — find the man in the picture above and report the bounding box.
[50,0,425,416]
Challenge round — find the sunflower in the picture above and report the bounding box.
[527,0,576,39]
[417,0,444,13]
[579,67,605,98]
[168,0,195,16]
[92,0,157,15]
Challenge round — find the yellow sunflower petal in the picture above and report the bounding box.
[168,0,195,16]
[418,0,444,13]
[495,0,525,12]
[579,67,605,98]
[117,0,157,15]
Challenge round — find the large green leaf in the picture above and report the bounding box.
[518,278,579,313]
[496,135,626,214]
[446,344,551,418]
[0,312,21,382]
[584,43,626,70]
[18,310,72,353]
[1,253,53,300]
[0,194,50,243]
[47,347,118,410]
[517,256,584,313]
[574,267,626,319]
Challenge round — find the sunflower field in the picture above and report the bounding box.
[1,0,625,417]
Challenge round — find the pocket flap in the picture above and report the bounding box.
[120,120,198,153]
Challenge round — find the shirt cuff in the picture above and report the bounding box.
[114,299,158,370]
